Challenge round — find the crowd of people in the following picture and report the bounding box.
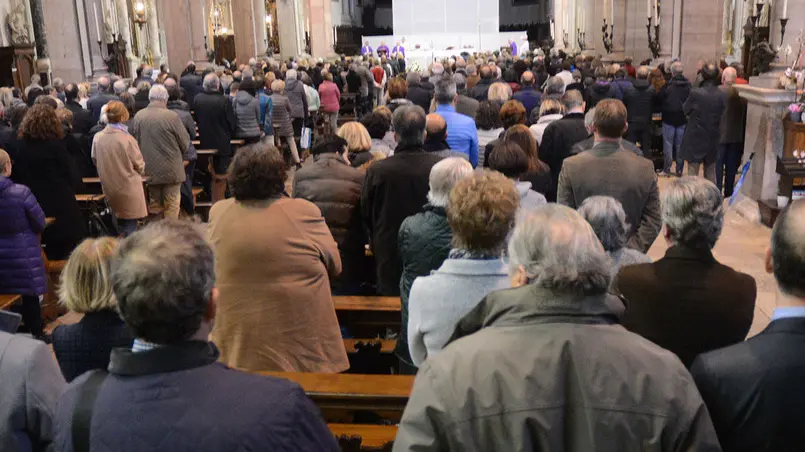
[0,45,798,452]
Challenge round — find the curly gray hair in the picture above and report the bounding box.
[508,205,612,295]
[662,176,724,249]
[578,196,630,252]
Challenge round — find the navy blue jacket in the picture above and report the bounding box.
[53,341,339,452]
[0,176,46,296]
[512,85,542,119]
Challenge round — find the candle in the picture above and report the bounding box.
[93,3,101,42]
[647,0,651,18]
[610,0,615,26]
[654,0,659,23]
[783,0,788,18]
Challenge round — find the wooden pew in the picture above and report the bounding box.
[343,338,398,375]
[260,371,413,424]
[334,296,401,338]
[330,424,396,451]
[75,193,106,203]
[0,294,21,310]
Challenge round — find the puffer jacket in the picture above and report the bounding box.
[285,79,309,120]
[585,82,617,110]
[0,176,47,296]
[394,284,722,451]
[233,91,261,139]
[396,204,452,366]
[624,79,656,126]
[658,75,692,126]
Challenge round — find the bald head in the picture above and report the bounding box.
[771,200,805,298]
[479,65,494,80]
[520,71,535,86]
[426,113,448,142]
[722,67,737,85]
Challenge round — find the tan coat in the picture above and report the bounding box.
[91,126,148,219]
[208,195,349,373]
[130,103,190,185]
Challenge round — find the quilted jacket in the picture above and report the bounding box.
[0,176,47,296]
[396,204,452,366]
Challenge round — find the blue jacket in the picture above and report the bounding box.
[512,85,542,119]
[434,105,479,167]
[54,341,339,452]
[0,176,46,296]
[259,93,274,136]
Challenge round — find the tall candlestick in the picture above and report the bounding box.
[647,0,651,18]
[782,0,788,18]
[93,3,101,42]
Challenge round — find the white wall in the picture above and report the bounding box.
[393,0,499,36]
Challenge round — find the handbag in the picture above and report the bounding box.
[300,126,313,149]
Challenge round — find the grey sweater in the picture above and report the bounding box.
[233,91,261,139]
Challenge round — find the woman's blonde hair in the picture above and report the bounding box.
[488,82,512,103]
[337,122,372,152]
[58,237,120,313]
[270,79,285,93]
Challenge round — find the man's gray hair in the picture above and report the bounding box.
[31,74,41,84]
[662,176,724,249]
[584,108,596,132]
[52,77,64,89]
[286,69,298,80]
[427,157,474,207]
[467,64,477,75]
[242,68,254,80]
[97,76,111,92]
[508,205,612,294]
[561,89,584,111]
[431,62,445,76]
[545,77,566,96]
[637,65,651,79]
[578,196,630,252]
[393,105,427,148]
[434,77,458,104]
[111,220,215,344]
[671,61,684,76]
[406,72,421,85]
[113,79,127,94]
[203,73,220,91]
[148,84,169,102]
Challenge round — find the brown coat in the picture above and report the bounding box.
[208,195,349,373]
[91,126,148,219]
[130,103,190,185]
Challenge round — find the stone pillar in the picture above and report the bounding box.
[191,0,210,65]
[307,0,333,58]
[276,0,304,58]
[253,0,268,56]
[146,0,161,64]
[84,0,107,76]
[29,0,48,58]
[115,0,136,75]
[232,0,256,62]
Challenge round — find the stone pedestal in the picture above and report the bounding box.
[733,82,797,223]
[307,0,333,58]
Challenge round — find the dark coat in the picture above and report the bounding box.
[65,101,94,135]
[469,78,493,101]
[623,79,656,127]
[194,90,237,157]
[615,245,756,368]
[539,112,588,201]
[512,85,542,119]
[51,310,133,382]
[406,82,433,112]
[585,82,617,110]
[657,75,692,127]
[87,93,118,124]
[179,73,203,108]
[10,139,86,260]
[691,317,805,452]
[361,145,443,295]
[133,91,149,113]
[53,341,339,452]
[396,204,452,365]
[680,82,728,163]
[720,84,747,144]
[0,176,46,296]
[293,153,366,287]
[610,78,633,100]
[455,95,479,119]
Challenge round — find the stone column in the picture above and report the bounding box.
[232,0,256,62]
[307,0,333,58]
[146,0,161,64]
[29,0,48,58]
[84,0,108,75]
[190,0,210,65]
[253,0,268,56]
[276,0,304,58]
[115,0,136,75]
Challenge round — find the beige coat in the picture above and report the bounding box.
[91,126,148,219]
[208,195,349,373]
[130,103,190,185]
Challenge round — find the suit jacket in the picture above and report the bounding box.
[615,245,756,368]
[0,331,66,452]
[406,83,433,112]
[557,141,662,252]
[51,310,134,382]
[691,317,805,452]
[680,81,728,163]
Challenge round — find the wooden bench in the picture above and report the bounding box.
[330,424,396,451]
[261,371,413,424]
[334,296,401,338]
[0,294,21,310]
[75,193,106,203]
[344,339,398,375]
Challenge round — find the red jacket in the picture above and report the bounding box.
[371,66,385,85]
[318,80,341,113]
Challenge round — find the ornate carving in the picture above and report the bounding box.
[7,0,30,45]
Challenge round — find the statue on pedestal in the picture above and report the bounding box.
[7,1,30,45]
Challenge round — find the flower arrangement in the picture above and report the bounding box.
[789,103,803,114]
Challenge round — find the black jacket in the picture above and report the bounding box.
[194,90,237,157]
[180,73,203,108]
[615,245,756,368]
[585,82,617,110]
[691,317,805,452]
[51,310,133,382]
[680,82,728,163]
[87,93,118,124]
[658,75,692,126]
[65,101,94,135]
[293,153,366,287]
[539,112,588,201]
[469,78,494,101]
[361,144,443,295]
[406,82,433,112]
[623,79,656,126]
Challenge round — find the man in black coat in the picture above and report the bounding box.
[657,61,692,176]
[86,76,118,124]
[63,84,93,135]
[193,73,237,203]
[614,176,756,368]
[405,73,433,113]
[293,136,367,294]
[680,63,727,183]
[623,66,656,158]
[361,105,443,295]
[180,63,203,109]
[539,90,588,202]
[690,200,805,452]
[469,65,495,101]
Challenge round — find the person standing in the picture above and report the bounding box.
[512,71,542,119]
[318,72,341,137]
[680,63,728,183]
[271,80,302,167]
[285,69,309,151]
[539,90,588,201]
[361,41,374,56]
[194,74,237,203]
[232,79,262,144]
[657,61,692,176]
[433,78,479,167]
[130,85,190,220]
[716,67,747,196]
[87,76,117,123]
[179,62,203,108]
[623,66,656,158]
